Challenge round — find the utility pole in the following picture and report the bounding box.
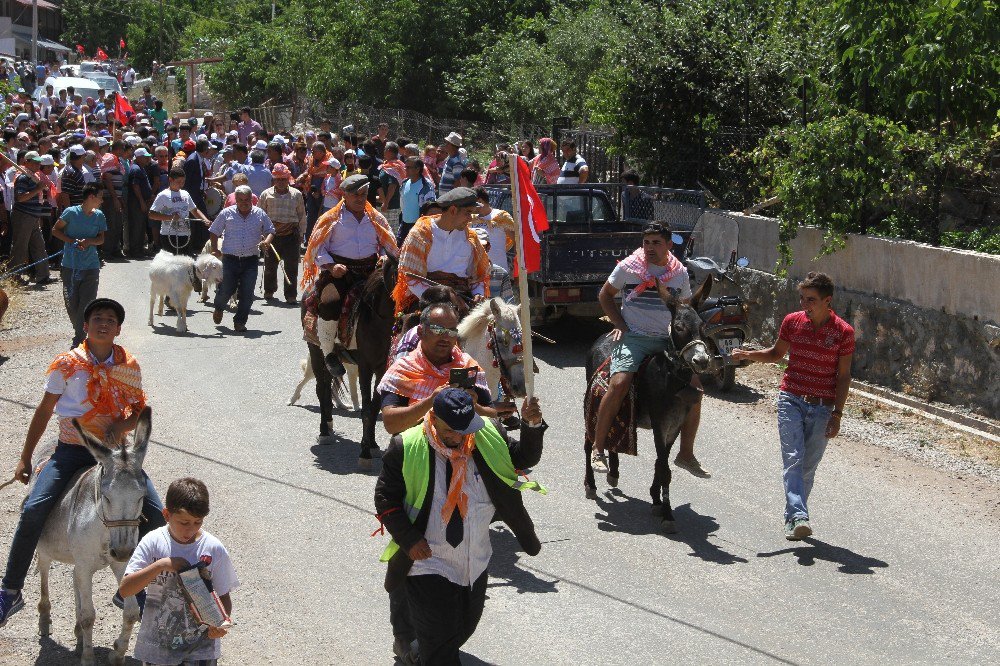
[31,0,38,64]
[158,0,164,63]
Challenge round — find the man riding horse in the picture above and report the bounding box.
[392,187,492,315]
[590,222,710,477]
[301,173,399,377]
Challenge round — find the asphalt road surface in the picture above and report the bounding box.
[1,256,998,665]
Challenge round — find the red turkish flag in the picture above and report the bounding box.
[75,44,85,54]
[96,48,109,61]
[119,38,126,49]
[512,154,549,275]
[113,92,134,126]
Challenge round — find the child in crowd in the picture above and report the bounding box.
[120,477,239,666]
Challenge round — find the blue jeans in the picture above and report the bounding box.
[777,391,832,523]
[3,442,165,591]
[214,254,259,326]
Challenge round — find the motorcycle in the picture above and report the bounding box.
[684,249,751,391]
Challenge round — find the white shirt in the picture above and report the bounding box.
[409,453,494,587]
[472,212,509,269]
[150,188,197,236]
[409,220,486,298]
[44,348,121,417]
[316,209,379,263]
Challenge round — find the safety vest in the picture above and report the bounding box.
[379,420,547,562]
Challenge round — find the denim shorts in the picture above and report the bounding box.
[610,332,672,374]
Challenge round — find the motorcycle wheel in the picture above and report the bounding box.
[718,365,737,392]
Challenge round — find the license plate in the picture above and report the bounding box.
[717,337,741,355]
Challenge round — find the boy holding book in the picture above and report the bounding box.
[120,477,239,666]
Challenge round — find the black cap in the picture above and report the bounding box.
[432,388,485,435]
[436,187,478,209]
[83,298,125,324]
[342,174,370,193]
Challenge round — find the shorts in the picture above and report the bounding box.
[610,331,673,374]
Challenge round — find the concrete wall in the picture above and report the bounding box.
[692,210,1000,419]
[693,210,1000,325]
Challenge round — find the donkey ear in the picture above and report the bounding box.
[489,297,502,319]
[656,282,680,312]
[72,419,113,465]
[130,406,152,467]
[691,276,712,310]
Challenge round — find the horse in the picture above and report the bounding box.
[458,297,529,398]
[33,407,153,666]
[584,281,713,532]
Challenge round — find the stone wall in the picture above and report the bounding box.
[691,211,1000,419]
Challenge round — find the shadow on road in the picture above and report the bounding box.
[757,538,889,574]
[595,493,748,564]
[704,381,767,404]
[150,325,224,339]
[487,526,559,595]
[214,327,282,339]
[533,317,608,370]
[35,636,141,666]
[311,437,382,476]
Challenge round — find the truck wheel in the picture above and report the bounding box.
[719,365,737,392]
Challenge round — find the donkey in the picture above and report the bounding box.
[584,281,712,532]
[33,407,153,666]
[458,297,529,399]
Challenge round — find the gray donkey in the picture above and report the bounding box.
[32,407,153,666]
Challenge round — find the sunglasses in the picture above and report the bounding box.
[425,323,459,337]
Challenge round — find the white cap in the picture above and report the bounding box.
[124,135,142,146]
[68,144,86,157]
[253,139,268,151]
[444,131,463,147]
[272,135,286,146]
[38,154,55,166]
[96,136,109,146]
[133,147,152,158]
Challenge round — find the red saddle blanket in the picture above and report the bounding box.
[584,357,638,457]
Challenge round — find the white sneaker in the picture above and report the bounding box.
[591,451,609,473]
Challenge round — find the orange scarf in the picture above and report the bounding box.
[47,341,145,443]
[300,199,399,288]
[392,215,492,314]
[424,410,476,521]
[376,343,485,402]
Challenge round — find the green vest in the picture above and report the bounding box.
[379,420,547,562]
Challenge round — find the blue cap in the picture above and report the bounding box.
[98,130,110,137]
[432,388,485,435]
[210,139,224,150]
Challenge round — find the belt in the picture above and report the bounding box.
[796,393,836,407]
[223,253,259,259]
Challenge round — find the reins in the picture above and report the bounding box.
[90,465,143,529]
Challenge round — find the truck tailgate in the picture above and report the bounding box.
[540,231,644,283]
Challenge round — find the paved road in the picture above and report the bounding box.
[1,256,998,665]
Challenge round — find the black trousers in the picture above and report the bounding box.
[406,572,488,666]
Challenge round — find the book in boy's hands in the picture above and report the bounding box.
[176,562,233,630]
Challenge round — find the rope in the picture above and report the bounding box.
[0,250,63,280]
[270,244,292,285]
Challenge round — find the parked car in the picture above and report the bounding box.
[81,72,122,95]
[33,76,104,103]
[487,184,705,325]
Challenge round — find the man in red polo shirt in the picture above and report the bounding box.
[731,272,854,540]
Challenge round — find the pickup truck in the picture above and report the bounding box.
[487,184,705,326]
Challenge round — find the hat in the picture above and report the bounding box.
[68,144,86,157]
[271,163,292,179]
[342,124,354,135]
[253,139,268,151]
[324,157,341,169]
[182,139,196,153]
[432,388,485,435]
[444,131,463,147]
[341,174,369,193]
[38,154,54,166]
[473,227,490,247]
[227,129,238,138]
[272,135,286,147]
[24,150,41,163]
[84,297,125,324]
[209,139,224,151]
[124,135,141,146]
[14,113,29,124]
[133,147,152,158]
[16,131,30,141]
[187,117,198,127]
[203,111,214,119]
[436,186,478,209]
[343,149,356,156]
[96,137,109,147]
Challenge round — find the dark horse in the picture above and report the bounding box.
[584,280,712,532]
[304,257,398,469]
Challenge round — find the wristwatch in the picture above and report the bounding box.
[831,410,843,417]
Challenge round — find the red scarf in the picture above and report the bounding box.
[618,247,686,301]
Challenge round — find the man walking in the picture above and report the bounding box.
[375,388,546,665]
[732,272,855,540]
[259,164,305,303]
[9,151,52,285]
[209,186,275,333]
[126,148,154,258]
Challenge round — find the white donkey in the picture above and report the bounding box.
[33,408,153,666]
[458,298,529,398]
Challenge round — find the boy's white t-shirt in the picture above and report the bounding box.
[125,526,239,664]
[150,188,197,236]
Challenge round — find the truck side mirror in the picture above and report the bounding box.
[736,257,750,268]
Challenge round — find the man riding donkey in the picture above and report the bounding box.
[0,298,166,627]
[376,300,542,664]
[300,174,399,378]
[392,187,492,316]
[590,223,711,478]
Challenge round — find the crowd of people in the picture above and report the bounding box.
[0,69,857,666]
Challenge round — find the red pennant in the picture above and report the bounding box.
[512,155,549,275]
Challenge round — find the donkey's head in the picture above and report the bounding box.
[657,280,712,375]
[72,407,152,562]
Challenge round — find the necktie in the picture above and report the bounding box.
[444,461,464,548]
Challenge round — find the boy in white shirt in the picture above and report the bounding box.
[120,477,238,666]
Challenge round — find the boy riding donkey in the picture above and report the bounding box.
[0,298,166,626]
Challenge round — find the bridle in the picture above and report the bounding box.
[89,465,143,529]
[665,338,709,379]
[486,318,524,397]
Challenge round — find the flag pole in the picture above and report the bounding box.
[508,152,535,400]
